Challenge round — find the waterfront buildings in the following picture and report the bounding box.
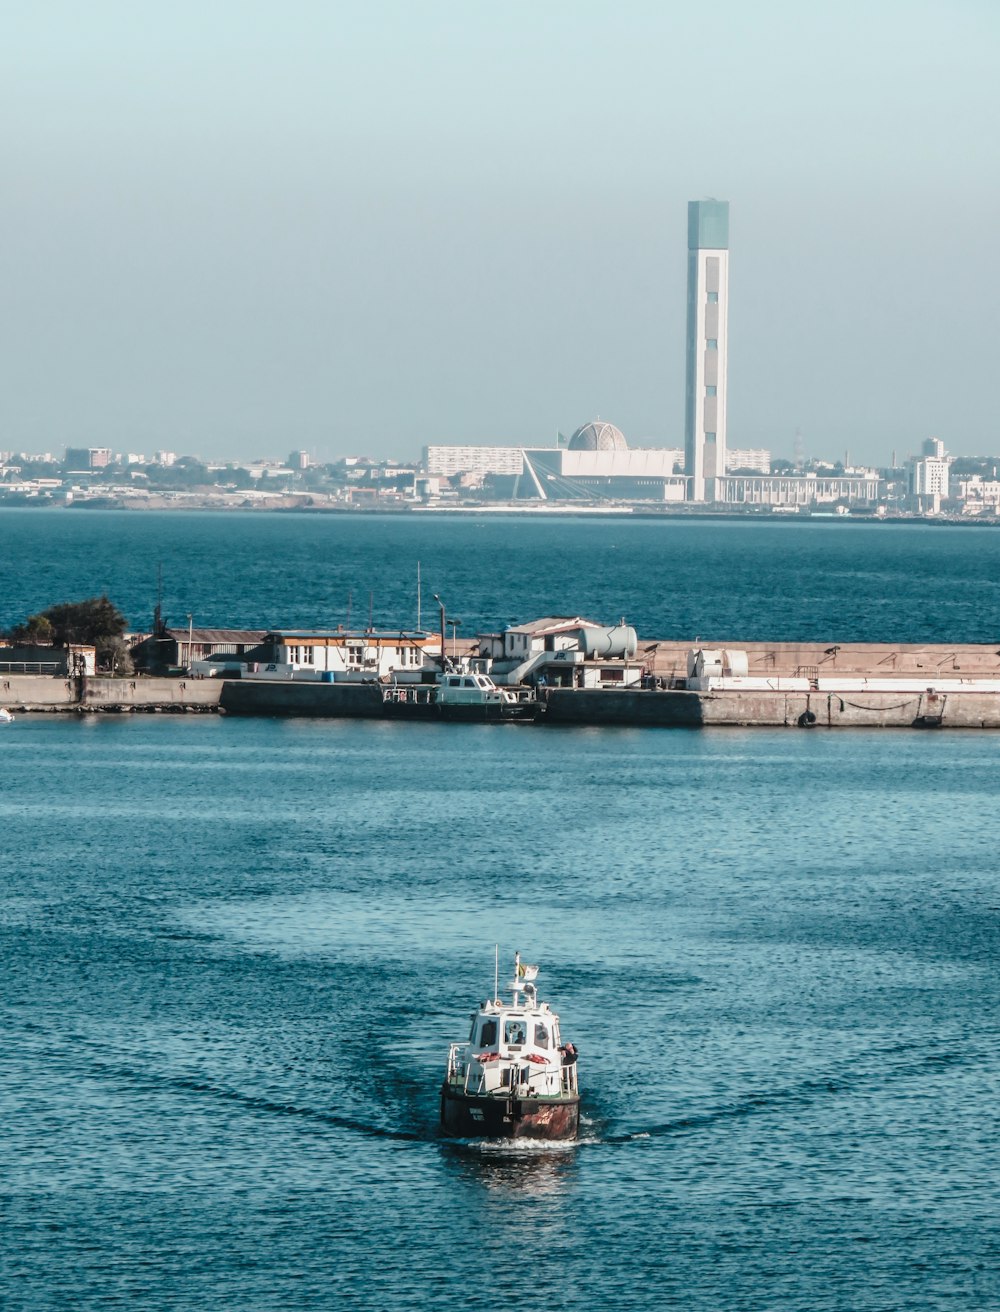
[718,472,880,509]
[909,438,951,512]
[519,423,685,502]
[956,477,1000,515]
[684,199,730,502]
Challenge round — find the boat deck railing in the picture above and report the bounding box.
[447,1043,579,1097]
[382,684,436,706]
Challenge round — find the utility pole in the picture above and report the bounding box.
[432,594,446,670]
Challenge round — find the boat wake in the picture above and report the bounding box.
[599,1040,969,1145]
[11,1021,425,1143]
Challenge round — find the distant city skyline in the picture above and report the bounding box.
[3,1,998,467]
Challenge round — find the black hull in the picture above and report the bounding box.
[382,702,536,723]
[440,1085,579,1140]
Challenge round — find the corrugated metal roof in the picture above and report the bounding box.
[264,629,432,641]
[504,616,602,635]
[163,629,267,643]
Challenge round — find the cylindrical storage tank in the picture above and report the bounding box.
[321,670,336,683]
[721,649,749,677]
[693,649,725,677]
[577,625,639,660]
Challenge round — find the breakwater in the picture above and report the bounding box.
[6,641,1000,728]
[1,674,222,713]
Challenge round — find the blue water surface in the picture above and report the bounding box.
[2,714,998,1310]
[2,507,999,641]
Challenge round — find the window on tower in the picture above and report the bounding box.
[706,339,718,350]
[707,292,719,303]
[706,386,717,397]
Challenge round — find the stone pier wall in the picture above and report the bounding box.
[1,674,223,712]
[542,687,1000,729]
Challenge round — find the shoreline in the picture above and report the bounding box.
[1,501,997,526]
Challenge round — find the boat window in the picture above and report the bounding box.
[479,1019,497,1046]
[504,1019,527,1047]
[463,678,475,688]
[534,1023,550,1049]
[448,677,460,686]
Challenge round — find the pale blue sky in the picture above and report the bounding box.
[3,0,997,464]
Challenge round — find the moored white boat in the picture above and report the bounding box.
[0,708,14,723]
[382,672,536,722]
[440,952,580,1140]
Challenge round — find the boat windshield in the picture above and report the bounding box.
[504,1019,527,1047]
[479,1019,497,1047]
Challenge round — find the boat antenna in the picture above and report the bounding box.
[416,560,421,632]
[494,944,499,1004]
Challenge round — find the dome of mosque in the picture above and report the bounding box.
[567,421,628,452]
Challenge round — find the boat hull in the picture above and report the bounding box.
[382,701,536,723]
[440,1085,579,1140]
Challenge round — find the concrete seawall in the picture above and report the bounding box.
[643,641,1000,683]
[542,687,1000,729]
[1,674,222,712]
[6,659,1000,729]
[219,680,383,717]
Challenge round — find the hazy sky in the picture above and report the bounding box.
[4,1,997,465]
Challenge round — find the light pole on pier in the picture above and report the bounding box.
[432,594,446,670]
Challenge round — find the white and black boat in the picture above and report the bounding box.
[382,672,536,722]
[440,952,580,1140]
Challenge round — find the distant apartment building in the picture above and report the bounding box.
[909,438,950,511]
[423,444,526,477]
[956,477,1000,515]
[726,448,770,473]
[65,447,112,470]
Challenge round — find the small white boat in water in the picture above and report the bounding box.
[382,672,536,722]
[0,708,13,723]
[440,952,580,1140]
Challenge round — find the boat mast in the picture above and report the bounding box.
[494,944,499,1004]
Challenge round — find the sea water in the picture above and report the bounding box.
[2,713,999,1310]
[2,507,1000,641]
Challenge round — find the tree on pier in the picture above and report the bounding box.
[10,595,130,672]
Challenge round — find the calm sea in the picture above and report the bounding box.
[1,507,999,640]
[2,513,999,1309]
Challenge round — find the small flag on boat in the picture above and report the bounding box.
[517,961,539,981]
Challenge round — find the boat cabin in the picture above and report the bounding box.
[437,673,517,705]
[469,1004,559,1058]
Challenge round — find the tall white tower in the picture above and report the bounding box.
[684,199,729,501]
